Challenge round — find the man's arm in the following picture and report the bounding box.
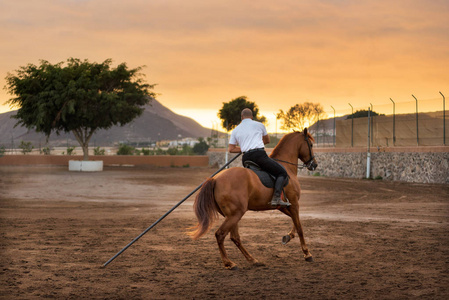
[263,134,270,145]
[228,144,241,153]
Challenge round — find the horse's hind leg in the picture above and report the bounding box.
[215,214,243,270]
[230,224,264,266]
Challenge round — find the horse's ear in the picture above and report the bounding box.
[304,128,308,135]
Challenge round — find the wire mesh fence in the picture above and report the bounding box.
[309,94,447,147]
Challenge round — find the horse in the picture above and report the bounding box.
[189,129,318,270]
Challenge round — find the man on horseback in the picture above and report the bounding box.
[228,108,290,207]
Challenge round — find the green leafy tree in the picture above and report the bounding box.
[277,102,325,132]
[5,58,155,161]
[218,96,266,131]
[193,137,209,155]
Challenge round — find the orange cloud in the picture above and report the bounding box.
[1,0,448,129]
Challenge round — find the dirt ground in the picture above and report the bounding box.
[0,165,448,299]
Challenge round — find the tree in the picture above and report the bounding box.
[346,110,384,119]
[193,137,209,155]
[218,96,266,131]
[277,102,325,132]
[5,58,155,161]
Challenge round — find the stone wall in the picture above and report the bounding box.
[207,147,449,184]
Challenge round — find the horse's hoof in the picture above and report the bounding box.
[252,262,265,267]
[225,263,239,270]
[282,235,291,245]
[305,256,314,262]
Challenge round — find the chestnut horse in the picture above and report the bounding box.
[190,129,317,270]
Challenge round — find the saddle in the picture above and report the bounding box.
[243,161,289,189]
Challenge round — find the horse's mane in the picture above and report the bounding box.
[270,130,314,158]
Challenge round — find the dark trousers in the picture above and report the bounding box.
[242,150,287,179]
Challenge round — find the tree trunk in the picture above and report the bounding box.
[72,128,95,161]
[82,144,89,161]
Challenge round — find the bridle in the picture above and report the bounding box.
[274,133,315,170]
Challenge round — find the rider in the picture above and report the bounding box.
[228,108,290,207]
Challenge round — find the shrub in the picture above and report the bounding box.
[117,144,135,155]
[166,147,178,155]
[67,146,76,155]
[94,147,105,155]
[42,146,51,155]
[19,141,33,155]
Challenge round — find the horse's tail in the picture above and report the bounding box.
[188,178,219,240]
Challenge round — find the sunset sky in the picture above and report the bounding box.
[1,0,448,132]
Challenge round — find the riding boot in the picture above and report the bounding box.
[271,176,290,207]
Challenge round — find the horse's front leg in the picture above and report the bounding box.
[279,208,295,245]
[288,206,313,262]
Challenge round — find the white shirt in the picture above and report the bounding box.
[229,118,267,153]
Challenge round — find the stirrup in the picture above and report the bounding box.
[271,195,290,207]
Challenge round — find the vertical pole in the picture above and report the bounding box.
[349,103,354,147]
[225,121,229,166]
[331,106,336,147]
[370,103,374,146]
[440,92,445,146]
[273,113,278,141]
[390,98,396,146]
[366,106,371,179]
[412,95,419,146]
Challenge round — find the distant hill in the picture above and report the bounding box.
[0,99,212,147]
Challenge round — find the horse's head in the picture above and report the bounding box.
[299,128,318,171]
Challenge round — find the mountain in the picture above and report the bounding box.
[0,99,212,147]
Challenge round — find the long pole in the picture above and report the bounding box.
[102,152,242,268]
[412,95,419,146]
[390,98,395,146]
[440,91,445,146]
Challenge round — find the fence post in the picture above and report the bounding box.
[366,106,371,179]
[440,91,446,146]
[370,103,374,146]
[349,103,354,147]
[331,106,336,147]
[412,95,419,146]
[390,98,396,146]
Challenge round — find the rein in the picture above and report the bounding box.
[273,132,315,170]
[273,158,306,169]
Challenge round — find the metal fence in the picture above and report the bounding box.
[309,92,447,147]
